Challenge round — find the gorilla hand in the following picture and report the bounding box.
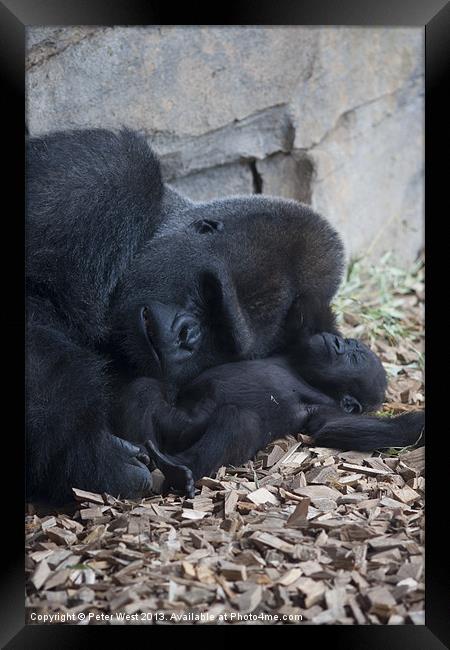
[107,435,153,497]
[89,434,153,499]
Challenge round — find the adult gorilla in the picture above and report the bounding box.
[26,128,346,504]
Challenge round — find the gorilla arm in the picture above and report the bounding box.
[303,406,425,451]
[143,346,424,495]
[146,403,425,496]
[112,376,219,451]
[26,306,152,505]
[26,129,175,343]
[143,357,327,494]
[146,405,282,497]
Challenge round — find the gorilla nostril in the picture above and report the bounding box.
[178,325,189,344]
[176,320,201,351]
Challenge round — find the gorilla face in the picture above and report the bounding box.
[112,196,344,388]
[113,233,292,386]
[298,332,388,412]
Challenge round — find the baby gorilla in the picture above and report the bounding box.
[119,332,423,497]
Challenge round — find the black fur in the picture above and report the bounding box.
[26,128,347,504]
[128,334,424,495]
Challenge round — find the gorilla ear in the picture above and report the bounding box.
[190,219,224,234]
[340,394,362,414]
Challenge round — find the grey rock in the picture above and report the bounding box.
[26,26,316,137]
[167,162,254,202]
[26,26,424,267]
[255,152,314,204]
[290,28,423,150]
[287,28,424,266]
[309,73,424,266]
[158,104,295,179]
[26,27,101,70]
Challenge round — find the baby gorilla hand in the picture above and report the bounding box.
[145,439,195,499]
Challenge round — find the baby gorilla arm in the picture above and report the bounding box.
[113,377,211,450]
[147,405,267,496]
[146,403,312,496]
[147,402,425,496]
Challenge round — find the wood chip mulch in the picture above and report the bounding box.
[25,268,424,625]
[25,438,424,625]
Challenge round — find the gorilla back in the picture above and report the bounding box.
[26,128,345,503]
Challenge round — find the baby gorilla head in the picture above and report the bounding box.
[298,332,387,413]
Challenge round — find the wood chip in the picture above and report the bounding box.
[286,498,310,527]
[31,560,51,590]
[390,485,421,504]
[40,516,57,531]
[219,562,247,582]
[305,465,339,484]
[44,569,72,590]
[293,485,341,501]
[181,509,208,520]
[282,451,310,466]
[234,584,263,613]
[340,462,391,476]
[72,488,105,504]
[296,577,326,608]
[46,527,78,546]
[408,611,425,625]
[277,568,303,586]
[181,561,197,579]
[250,531,295,554]
[247,487,279,506]
[368,536,408,550]
[261,445,286,468]
[399,448,425,474]
[224,489,239,516]
[348,595,366,624]
[80,506,108,520]
[367,586,397,618]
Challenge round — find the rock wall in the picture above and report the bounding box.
[26,26,424,266]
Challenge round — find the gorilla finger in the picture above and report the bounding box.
[126,464,153,496]
[111,435,141,457]
[127,456,151,471]
[135,443,150,465]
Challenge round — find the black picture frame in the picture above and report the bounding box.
[2,0,448,646]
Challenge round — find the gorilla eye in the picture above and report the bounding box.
[333,336,345,353]
[341,395,363,414]
[190,219,224,234]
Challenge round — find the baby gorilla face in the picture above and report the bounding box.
[299,333,387,412]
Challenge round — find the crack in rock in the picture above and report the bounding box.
[26,28,107,71]
[249,159,263,194]
[158,104,295,180]
[305,77,423,152]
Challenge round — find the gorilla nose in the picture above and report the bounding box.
[172,314,201,350]
[143,301,201,362]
